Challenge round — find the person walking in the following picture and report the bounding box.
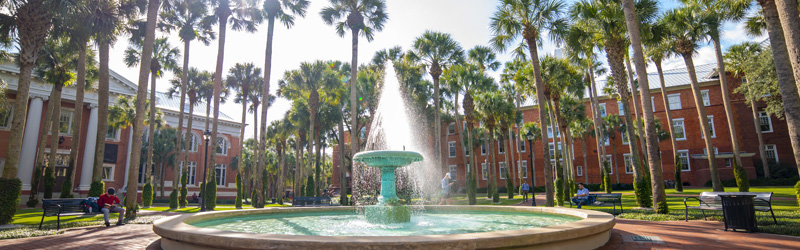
[521,181,530,202]
[438,173,454,205]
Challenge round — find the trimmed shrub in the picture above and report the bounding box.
[674,156,684,192]
[26,166,43,208]
[180,170,188,208]
[250,189,258,208]
[60,176,74,198]
[142,183,153,208]
[505,172,514,199]
[235,173,243,209]
[795,180,800,209]
[603,163,612,194]
[656,199,669,214]
[0,178,22,225]
[467,171,476,205]
[305,176,314,198]
[732,157,750,192]
[206,170,217,210]
[88,181,104,197]
[43,165,55,199]
[568,179,576,198]
[260,171,268,208]
[634,178,652,208]
[555,178,564,206]
[169,190,178,209]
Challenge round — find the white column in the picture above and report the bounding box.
[122,128,133,190]
[79,104,98,191]
[17,94,46,191]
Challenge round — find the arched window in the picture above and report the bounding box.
[216,135,229,155]
[183,131,200,152]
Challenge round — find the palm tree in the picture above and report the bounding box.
[320,0,388,168]
[476,91,512,203]
[206,0,262,182]
[571,118,593,184]
[644,27,681,186]
[409,31,464,169]
[520,122,541,187]
[490,0,568,207]
[161,0,215,189]
[755,0,800,174]
[259,0,309,200]
[226,62,262,202]
[660,6,723,191]
[620,0,667,212]
[124,37,180,184]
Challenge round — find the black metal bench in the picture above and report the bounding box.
[39,198,91,230]
[569,193,624,214]
[683,192,777,223]
[292,197,332,207]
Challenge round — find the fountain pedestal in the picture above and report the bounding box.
[353,150,423,224]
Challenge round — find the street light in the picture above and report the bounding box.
[525,130,536,206]
[200,129,212,212]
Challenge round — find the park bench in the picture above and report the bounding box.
[292,196,332,207]
[683,192,777,223]
[39,198,92,230]
[569,193,623,214]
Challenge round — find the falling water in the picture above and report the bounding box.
[352,62,439,209]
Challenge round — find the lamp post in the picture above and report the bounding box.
[526,130,536,206]
[200,129,212,212]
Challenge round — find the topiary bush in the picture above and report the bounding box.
[43,166,55,199]
[169,190,178,209]
[603,162,612,194]
[235,173,243,209]
[179,171,188,208]
[795,180,800,209]
[305,176,314,198]
[555,178,564,207]
[60,177,74,198]
[142,183,153,208]
[250,189,258,208]
[0,178,21,225]
[206,171,217,210]
[732,157,750,192]
[26,166,42,208]
[467,171,476,205]
[674,156,684,192]
[88,181,104,197]
[505,172,514,199]
[634,178,652,208]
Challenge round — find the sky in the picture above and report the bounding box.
[106,0,766,140]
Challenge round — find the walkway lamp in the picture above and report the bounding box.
[200,129,212,212]
[525,130,536,206]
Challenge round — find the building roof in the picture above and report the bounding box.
[154,91,237,122]
[520,63,718,107]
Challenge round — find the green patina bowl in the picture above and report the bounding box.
[353,150,423,167]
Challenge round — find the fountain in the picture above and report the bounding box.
[353,150,422,223]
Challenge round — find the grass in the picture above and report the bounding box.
[141,203,289,213]
[661,186,798,199]
[2,210,166,239]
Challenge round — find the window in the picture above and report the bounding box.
[106,125,119,140]
[498,141,505,154]
[449,165,457,180]
[603,134,610,146]
[624,154,633,174]
[548,142,564,162]
[547,126,560,138]
[102,164,115,181]
[621,130,629,145]
[599,103,607,117]
[517,138,526,152]
[0,159,4,174]
[184,132,200,152]
[448,141,456,158]
[0,107,12,129]
[43,153,69,176]
[577,166,583,176]
[706,116,716,138]
[59,110,74,134]
[499,162,507,179]
[672,119,686,140]
[604,155,613,174]
[759,112,773,133]
[481,163,488,180]
[480,142,487,155]
[216,136,229,155]
[447,123,455,135]
[701,90,710,106]
[464,146,470,157]
[725,158,732,167]
[215,164,227,186]
[180,161,198,185]
[617,101,625,115]
[138,162,154,184]
[517,160,528,178]
[765,144,778,163]
[651,97,655,112]
[678,150,691,171]
[668,94,681,110]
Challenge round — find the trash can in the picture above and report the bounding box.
[719,194,757,232]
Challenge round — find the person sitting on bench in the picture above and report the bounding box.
[98,188,125,227]
[571,183,590,209]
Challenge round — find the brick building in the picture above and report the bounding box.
[333,63,794,191]
[0,63,243,203]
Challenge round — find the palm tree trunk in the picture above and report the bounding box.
[488,126,498,202]
[181,97,195,208]
[681,52,722,191]
[126,0,160,219]
[210,12,230,184]
[452,93,469,198]
[507,128,517,187]
[612,138,619,183]
[502,128,512,196]
[48,83,64,196]
[65,45,87,198]
[710,36,744,170]
[314,125,322,196]
[515,95,523,186]
[655,59,679,175]
[260,15,275,207]
[523,33,554,207]
[338,113,347,205]
[431,65,443,173]
[177,40,190,191]
[238,90,248,195]
[751,99,771,178]
[625,55,647,163]
[29,87,57,205]
[349,28,360,171]
[767,0,800,173]
[581,138,588,184]
[146,71,157,183]
[587,65,606,177]
[605,41,645,183]
[94,41,111,183]
[295,133,303,196]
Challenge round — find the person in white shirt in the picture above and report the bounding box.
[438,173,454,205]
[571,183,590,209]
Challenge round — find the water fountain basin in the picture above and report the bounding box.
[352,150,423,167]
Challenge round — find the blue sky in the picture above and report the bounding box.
[106,0,765,140]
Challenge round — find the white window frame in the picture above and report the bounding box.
[678,150,691,171]
[603,134,610,146]
[102,164,115,181]
[617,101,625,115]
[215,164,227,187]
[180,161,198,185]
[701,90,710,106]
[599,103,607,117]
[0,107,13,130]
[621,130,629,145]
[758,112,773,133]
[58,109,75,135]
[216,135,230,156]
[105,125,121,141]
[623,154,633,174]
[517,138,526,152]
[448,165,457,180]
[765,144,778,163]
[518,160,528,178]
[604,155,613,174]
[498,141,505,154]
[725,158,732,167]
[481,163,488,180]
[672,118,686,141]
[577,165,583,177]
[499,162,507,179]
[447,122,456,135]
[651,97,655,112]
[706,115,716,138]
[668,94,682,110]
[464,146,470,157]
[448,141,457,158]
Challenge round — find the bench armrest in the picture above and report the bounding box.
[754,197,772,207]
[683,197,702,208]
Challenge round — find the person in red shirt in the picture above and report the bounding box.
[98,188,125,227]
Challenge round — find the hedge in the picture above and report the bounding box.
[235,173,243,209]
[179,170,188,208]
[169,190,178,209]
[88,181,104,197]
[0,178,21,224]
[674,155,684,192]
[505,172,514,199]
[142,183,153,208]
[305,176,315,198]
[43,166,55,199]
[732,157,750,192]
[205,170,217,210]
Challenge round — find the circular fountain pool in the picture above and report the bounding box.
[153,206,615,250]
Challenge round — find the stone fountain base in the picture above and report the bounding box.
[364,205,411,224]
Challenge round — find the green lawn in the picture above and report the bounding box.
[141,204,289,213]
[659,186,799,199]
[4,208,167,239]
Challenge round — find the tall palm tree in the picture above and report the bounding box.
[161,0,215,189]
[225,62,262,202]
[660,6,723,191]
[409,31,464,169]
[124,37,180,184]
[259,0,308,202]
[620,0,667,212]
[644,28,680,186]
[490,0,568,207]
[757,0,800,174]
[476,91,512,203]
[205,0,262,182]
[320,0,388,169]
